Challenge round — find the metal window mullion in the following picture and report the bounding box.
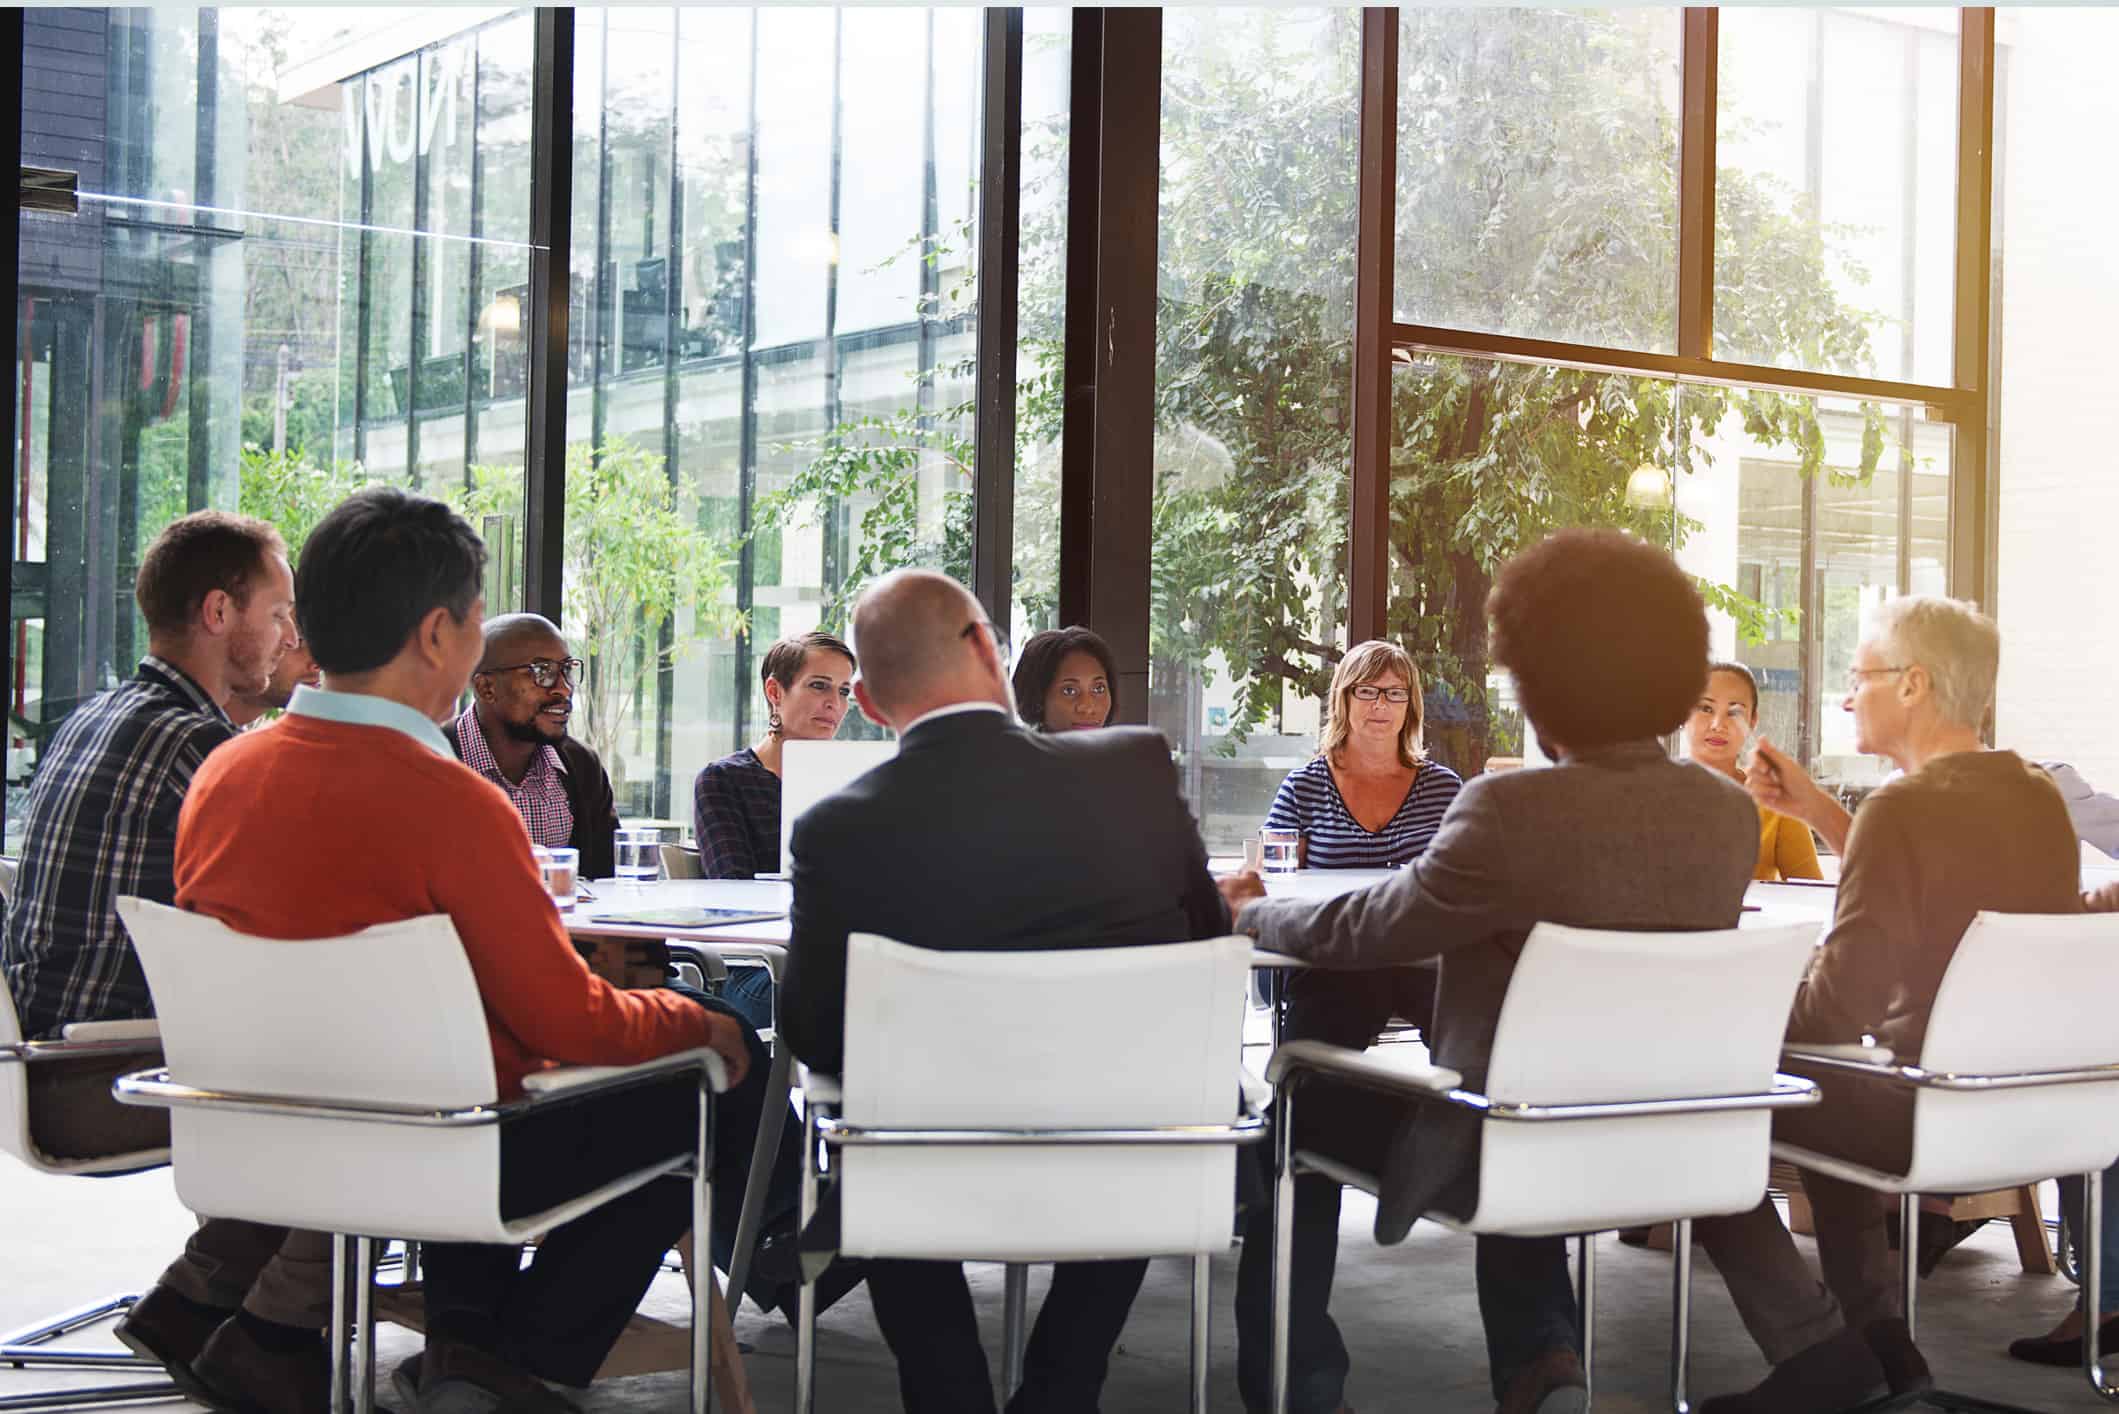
[732,16,762,749]
[821,11,847,598]
[970,8,1024,632]
[525,8,576,626]
[1677,9,1716,361]
[463,28,483,481]
[1951,9,1998,614]
[1347,7,1397,648]
[0,8,21,846]
[654,13,682,822]
[408,48,432,486]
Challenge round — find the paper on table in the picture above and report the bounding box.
[586,906,785,928]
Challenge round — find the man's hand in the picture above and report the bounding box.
[1749,736,1853,856]
[701,1011,752,1088]
[1218,869,1268,928]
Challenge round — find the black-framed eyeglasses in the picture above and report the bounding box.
[1351,685,1412,704]
[961,620,1010,661]
[480,657,583,689]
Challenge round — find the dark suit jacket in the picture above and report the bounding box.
[780,707,1230,1075]
[1242,739,1758,1242]
[443,718,621,881]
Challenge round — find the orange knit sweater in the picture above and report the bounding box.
[174,710,710,1096]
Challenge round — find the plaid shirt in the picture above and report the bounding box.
[693,747,782,878]
[452,705,574,850]
[2,657,234,1038]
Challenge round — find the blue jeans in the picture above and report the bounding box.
[2059,1161,2119,1314]
[718,964,775,1036]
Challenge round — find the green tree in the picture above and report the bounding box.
[462,439,746,784]
[757,9,1893,778]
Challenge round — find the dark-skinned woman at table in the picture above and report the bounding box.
[1012,626,1117,733]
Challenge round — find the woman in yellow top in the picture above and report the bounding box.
[1684,660,1824,881]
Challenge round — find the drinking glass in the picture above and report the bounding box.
[1259,827,1302,874]
[615,827,660,882]
[533,845,580,908]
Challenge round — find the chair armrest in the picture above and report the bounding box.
[520,1047,729,1100]
[1783,1042,1898,1070]
[1265,1039,1464,1097]
[798,1068,843,1106]
[62,1019,162,1043]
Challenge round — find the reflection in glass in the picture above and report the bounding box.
[1393,8,1681,352]
[1717,8,1959,385]
[1151,9,1358,852]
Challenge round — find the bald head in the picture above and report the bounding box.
[848,569,1009,727]
[478,612,567,672]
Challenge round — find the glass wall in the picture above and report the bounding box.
[1151,8,1359,853]
[10,7,531,848]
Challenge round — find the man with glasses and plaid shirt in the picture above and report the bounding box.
[443,613,619,881]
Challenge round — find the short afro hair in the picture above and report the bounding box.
[1487,529,1707,751]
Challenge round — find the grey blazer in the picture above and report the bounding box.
[1243,739,1758,1242]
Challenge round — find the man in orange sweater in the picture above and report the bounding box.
[171,487,752,1414]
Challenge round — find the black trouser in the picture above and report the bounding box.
[1233,967,1580,1411]
[864,1256,1149,1414]
[420,989,772,1387]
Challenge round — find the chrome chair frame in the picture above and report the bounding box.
[1779,1048,2119,1412]
[791,1084,1269,1414]
[0,1034,182,1414]
[112,1050,721,1414]
[1265,1045,1821,1414]
[667,940,785,1307]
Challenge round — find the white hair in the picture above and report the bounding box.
[1866,595,1997,730]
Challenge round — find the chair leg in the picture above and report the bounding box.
[1668,1219,1693,1414]
[351,1239,376,1414]
[0,1293,181,1414]
[1189,1253,1211,1414]
[1,1297,162,1370]
[794,1104,820,1414]
[329,1235,349,1414]
[1576,1233,1596,1408]
[1269,1081,1297,1414]
[1000,1266,1029,1401]
[1899,1193,1920,1339]
[726,1043,792,1308]
[693,1073,715,1414]
[2087,1169,2115,1402]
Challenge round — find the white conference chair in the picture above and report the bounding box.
[793,933,1263,1413]
[1266,922,1822,1414]
[1777,911,2119,1411]
[660,844,705,881]
[107,897,730,1414]
[0,985,177,1413]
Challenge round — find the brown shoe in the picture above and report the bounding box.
[1496,1347,1587,1414]
[190,1317,328,1414]
[112,1283,228,1406]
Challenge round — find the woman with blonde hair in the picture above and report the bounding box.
[1261,639,1463,869]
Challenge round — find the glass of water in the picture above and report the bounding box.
[1259,827,1303,874]
[614,827,660,882]
[533,845,580,908]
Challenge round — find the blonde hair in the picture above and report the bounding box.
[1318,640,1425,768]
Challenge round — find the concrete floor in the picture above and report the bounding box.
[4,1160,2108,1413]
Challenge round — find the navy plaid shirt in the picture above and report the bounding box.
[693,747,782,878]
[2,657,234,1038]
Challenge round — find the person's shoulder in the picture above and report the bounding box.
[698,748,763,781]
[556,732,609,780]
[1418,758,1464,792]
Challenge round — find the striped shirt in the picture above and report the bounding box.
[2,657,234,1038]
[1262,755,1464,870]
[451,705,574,851]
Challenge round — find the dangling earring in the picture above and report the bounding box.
[767,709,784,736]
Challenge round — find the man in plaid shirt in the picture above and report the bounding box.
[2,509,296,1153]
